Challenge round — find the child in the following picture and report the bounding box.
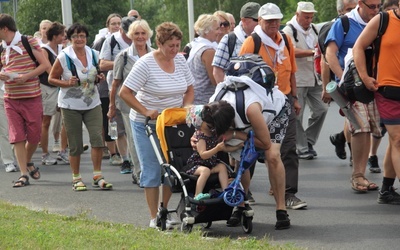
[186,101,242,200]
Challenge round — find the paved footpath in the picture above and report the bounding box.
[0,104,400,250]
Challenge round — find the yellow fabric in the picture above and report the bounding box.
[156,107,188,162]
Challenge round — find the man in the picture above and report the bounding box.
[283,2,328,159]
[226,13,236,31]
[128,9,141,19]
[325,0,381,192]
[100,16,135,170]
[0,14,50,187]
[353,4,400,204]
[240,3,307,210]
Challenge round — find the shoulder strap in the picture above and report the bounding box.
[63,52,78,78]
[235,89,250,125]
[279,31,291,56]
[42,47,55,65]
[121,50,128,79]
[311,24,318,36]
[287,24,298,42]
[340,15,350,35]
[227,32,237,58]
[251,33,261,54]
[373,11,389,77]
[110,35,120,56]
[21,35,38,66]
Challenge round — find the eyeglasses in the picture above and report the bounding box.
[131,15,139,18]
[361,1,382,10]
[71,34,87,40]
[220,21,230,28]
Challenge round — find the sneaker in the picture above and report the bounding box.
[297,151,314,160]
[247,190,256,204]
[109,154,123,165]
[308,142,317,157]
[149,218,158,229]
[5,163,17,173]
[102,148,110,159]
[57,150,70,164]
[226,207,243,227]
[120,161,133,174]
[52,141,61,153]
[368,155,381,173]
[329,133,347,160]
[285,195,307,210]
[194,193,211,200]
[42,153,57,165]
[132,172,140,185]
[377,187,400,205]
[275,210,291,230]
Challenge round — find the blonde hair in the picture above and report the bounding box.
[40,19,52,29]
[213,10,229,23]
[194,14,219,37]
[127,19,153,40]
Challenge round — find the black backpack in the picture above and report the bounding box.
[91,35,120,56]
[318,15,350,56]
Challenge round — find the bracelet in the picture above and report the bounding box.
[232,130,236,139]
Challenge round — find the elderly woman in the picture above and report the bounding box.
[48,23,111,191]
[187,14,221,104]
[213,10,231,43]
[108,19,154,177]
[119,22,194,228]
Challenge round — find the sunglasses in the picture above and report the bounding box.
[220,21,230,28]
[361,1,382,10]
[131,15,139,18]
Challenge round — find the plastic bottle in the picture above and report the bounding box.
[108,120,118,140]
[350,61,362,86]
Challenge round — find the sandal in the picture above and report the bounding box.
[92,175,113,190]
[27,162,41,180]
[72,178,87,191]
[13,175,30,188]
[351,173,379,193]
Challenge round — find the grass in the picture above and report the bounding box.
[0,200,301,250]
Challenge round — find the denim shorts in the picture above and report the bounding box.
[131,120,162,188]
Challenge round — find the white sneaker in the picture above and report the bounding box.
[57,150,70,164]
[149,218,157,228]
[109,154,123,165]
[42,153,57,165]
[52,141,61,153]
[5,163,17,173]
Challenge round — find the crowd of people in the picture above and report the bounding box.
[0,0,399,231]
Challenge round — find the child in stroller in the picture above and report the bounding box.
[185,101,243,201]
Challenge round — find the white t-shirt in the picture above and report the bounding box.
[123,52,194,123]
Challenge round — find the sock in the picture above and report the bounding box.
[93,171,102,177]
[381,177,395,192]
[122,155,129,162]
[72,174,81,180]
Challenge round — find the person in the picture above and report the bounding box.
[38,20,52,44]
[187,14,221,104]
[100,16,136,167]
[40,21,67,165]
[0,14,50,187]
[128,9,141,19]
[186,101,240,200]
[382,0,399,10]
[325,0,381,192]
[93,13,122,161]
[108,19,154,178]
[240,3,307,210]
[119,22,194,228]
[283,2,328,159]
[48,23,111,191]
[226,13,236,31]
[213,11,231,43]
[212,2,260,84]
[353,5,400,204]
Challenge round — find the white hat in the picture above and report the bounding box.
[297,2,317,13]
[259,3,283,20]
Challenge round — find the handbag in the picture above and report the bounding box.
[240,130,259,169]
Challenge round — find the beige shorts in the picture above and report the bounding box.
[41,84,58,116]
[347,100,381,137]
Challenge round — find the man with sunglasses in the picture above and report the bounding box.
[127,9,141,19]
[325,0,382,193]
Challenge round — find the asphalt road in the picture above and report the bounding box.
[0,104,399,250]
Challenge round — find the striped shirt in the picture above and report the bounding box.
[0,35,41,99]
[123,52,194,123]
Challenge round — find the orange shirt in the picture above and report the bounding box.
[377,11,400,88]
[239,32,297,95]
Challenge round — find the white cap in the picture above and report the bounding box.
[297,2,317,13]
[259,3,283,20]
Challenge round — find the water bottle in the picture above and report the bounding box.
[108,120,118,140]
[350,61,362,87]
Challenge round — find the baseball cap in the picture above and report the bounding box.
[297,2,317,13]
[259,3,283,20]
[240,2,261,19]
[121,16,136,33]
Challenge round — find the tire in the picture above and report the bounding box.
[241,214,253,234]
[202,221,212,229]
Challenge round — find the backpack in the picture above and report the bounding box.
[182,42,192,60]
[64,49,100,84]
[251,31,291,56]
[215,54,275,125]
[0,35,38,66]
[340,11,389,104]
[91,35,120,56]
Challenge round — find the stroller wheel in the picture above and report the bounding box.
[202,221,212,229]
[180,222,193,233]
[241,214,253,234]
[223,189,245,207]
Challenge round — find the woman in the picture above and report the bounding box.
[187,14,221,104]
[48,23,111,191]
[108,19,154,177]
[119,22,194,228]
[213,10,231,43]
